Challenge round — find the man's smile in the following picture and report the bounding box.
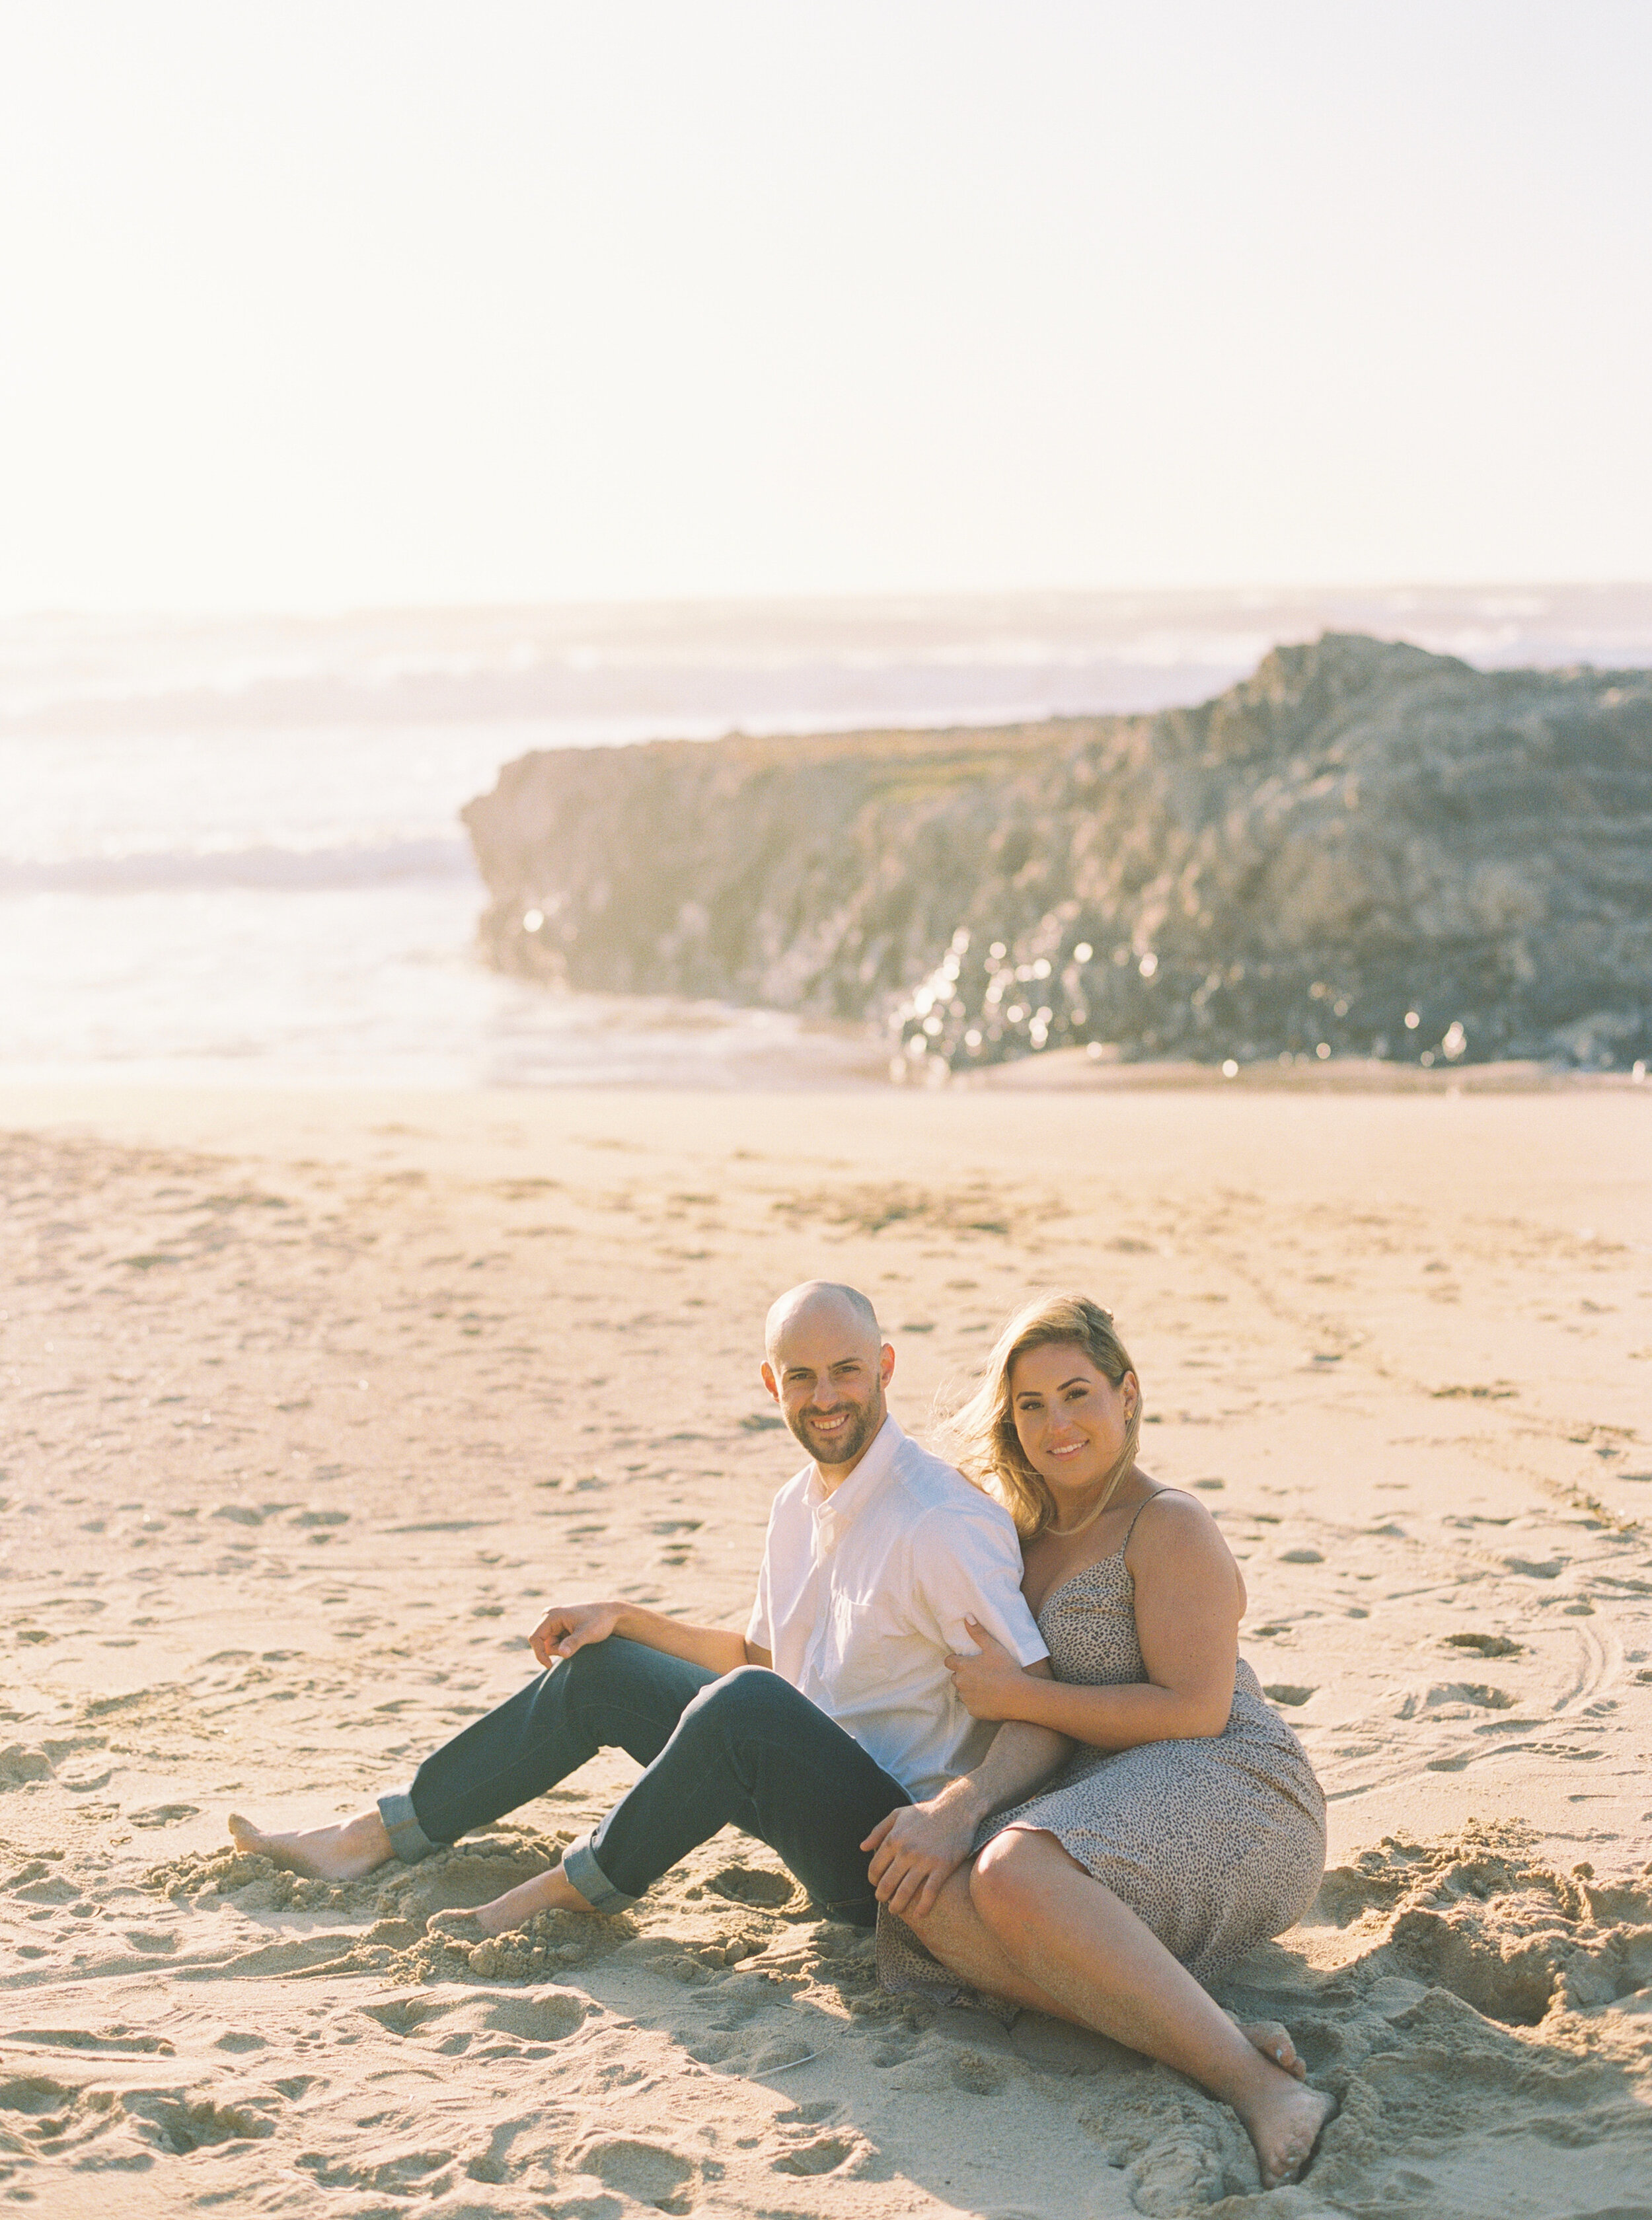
[788,1390,883,1472]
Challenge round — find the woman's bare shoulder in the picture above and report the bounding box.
[1127,1485,1246,1619]
[1125,1485,1231,1561]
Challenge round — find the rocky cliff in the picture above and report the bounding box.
[462,634,1652,1072]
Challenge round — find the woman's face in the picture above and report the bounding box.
[1009,1341,1137,1502]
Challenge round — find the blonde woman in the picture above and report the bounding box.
[866,1294,1333,2188]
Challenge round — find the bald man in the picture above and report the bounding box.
[231,1282,1063,1935]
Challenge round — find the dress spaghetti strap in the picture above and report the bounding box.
[1120,1487,1189,1555]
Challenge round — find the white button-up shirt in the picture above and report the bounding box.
[745,1414,1049,1800]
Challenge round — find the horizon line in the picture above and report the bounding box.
[5,579,1652,628]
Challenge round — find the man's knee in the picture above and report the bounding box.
[673,1664,819,1769]
[552,1635,667,1726]
[679,1662,796,1743]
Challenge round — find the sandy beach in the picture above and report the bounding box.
[3,1080,1651,2219]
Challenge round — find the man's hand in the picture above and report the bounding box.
[529,1601,623,1670]
[861,1794,979,1921]
[944,1617,1039,1722]
[527,1598,751,1679]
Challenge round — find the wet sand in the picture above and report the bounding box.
[3,1082,1650,2217]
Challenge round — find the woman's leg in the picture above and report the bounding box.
[903,1863,1306,2080]
[900,1865,1074,2015]
[906,1831,1330,2189]
[968,1829,1333,2188]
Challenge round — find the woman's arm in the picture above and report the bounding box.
[862,1664,1070,1919]
[946,1495,1242,1748]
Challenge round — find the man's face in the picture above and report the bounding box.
[762,1302,892,1475]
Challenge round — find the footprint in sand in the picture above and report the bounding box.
[11,1870,79,1906]
[0,1745,53,1788]
[750,2032,818,2071]
[361,1985,584,2047]
[123,2090,276,2154]
[3,2028,176,2057]
[946,2046,1010,2094]
[570,2135,695,2211]
[708,1972,782,2031]
[298,2145,456,2193]
[710,1863,798,1910]
[772,2131,863,2175]
[463,2114,538,2185]
[120,1927,181,1955]
[1396,1681,1517,1718]
[359,1991,457,2037]
[0,2069,77,2114]
[219,1933,359,1976]
[470,1989,586,2043]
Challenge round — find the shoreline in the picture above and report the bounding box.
[967,1051,1652,1093]
[3,1048,1649,1105]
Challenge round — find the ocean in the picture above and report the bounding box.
[4,587,1649,1088]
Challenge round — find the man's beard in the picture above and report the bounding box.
[788,1395,880,1468]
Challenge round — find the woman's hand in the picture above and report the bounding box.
[945,1617,1039,1721]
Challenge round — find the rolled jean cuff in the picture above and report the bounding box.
[377,1789,438,1865]
[562,1830,636,1912]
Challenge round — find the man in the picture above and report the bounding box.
[230,1280,1066,1933]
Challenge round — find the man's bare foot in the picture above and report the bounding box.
[227,1808,393,1882]
[1240,2018,1307,2080]
[428,1861,594,1939]
[427,1907,492,1945]
[1235,2072,1337,2190]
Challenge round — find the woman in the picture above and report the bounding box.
[868,1292,1333,2189]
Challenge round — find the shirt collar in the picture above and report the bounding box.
[807,1412,902,1550]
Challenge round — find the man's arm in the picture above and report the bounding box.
[529,1600,765,1676]
[860,1664,1069,1920]
[944,1500,1244,1746]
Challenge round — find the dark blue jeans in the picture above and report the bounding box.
[384,1637,911,1926]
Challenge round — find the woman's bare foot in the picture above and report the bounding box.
[1234,2070,1337,2190]
[1240,2018,1307,2080]
[428,1861,594,1940]
[227,1808,393,1882]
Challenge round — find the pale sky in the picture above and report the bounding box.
[1,1,1647,612]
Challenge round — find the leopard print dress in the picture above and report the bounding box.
[878,1499,1326,1993]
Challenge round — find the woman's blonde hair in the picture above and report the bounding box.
[937,1292,1141,1540]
